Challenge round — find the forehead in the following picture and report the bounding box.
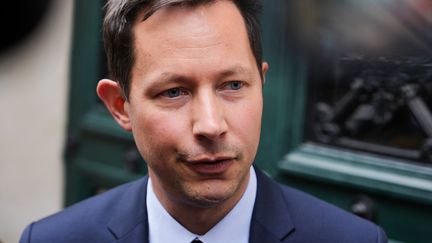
[134,0,243,38]
[130,0,257,81]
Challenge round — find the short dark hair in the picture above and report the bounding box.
[103,0,263,99]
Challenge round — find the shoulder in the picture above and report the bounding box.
[278,183,386,242]
[20,177,148,243]
[254,169,387,243]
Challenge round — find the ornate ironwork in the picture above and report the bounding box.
[313,56,432,163]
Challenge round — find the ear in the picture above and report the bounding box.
[96,79,132,131]
[261,61,269,84]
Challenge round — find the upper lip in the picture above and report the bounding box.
[185,155,235,163]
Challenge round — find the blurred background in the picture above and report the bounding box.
[1,0,431,242]
[0,1,72,242]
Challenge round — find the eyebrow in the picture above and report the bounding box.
[218,65,252,78]
[149,65,254,86]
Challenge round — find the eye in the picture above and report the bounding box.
[161,88,185,98]
[225,81,244,90]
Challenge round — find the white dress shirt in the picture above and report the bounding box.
[147,167,257,243]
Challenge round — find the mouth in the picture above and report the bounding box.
[184,156,235,175]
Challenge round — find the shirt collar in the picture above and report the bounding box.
[147,167,257,243]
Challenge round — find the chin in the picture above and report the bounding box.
[181,181,238,208]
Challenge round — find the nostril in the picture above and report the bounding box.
[192,119,228,140]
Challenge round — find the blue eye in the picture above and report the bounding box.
[227,81,243,90]
[163,88,182,98]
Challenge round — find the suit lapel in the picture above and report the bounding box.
[106,177,150,243]
[249,168,295,243]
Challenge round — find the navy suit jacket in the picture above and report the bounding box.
[20,168,387,242]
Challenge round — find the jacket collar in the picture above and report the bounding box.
[106,177,150,243]
[249,168,295,242]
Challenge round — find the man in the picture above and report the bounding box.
[20,0,388,242]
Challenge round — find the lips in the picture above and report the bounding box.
[185,156,235,175]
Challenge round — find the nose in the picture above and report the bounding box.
[192,92,228,140]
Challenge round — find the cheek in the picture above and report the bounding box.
[228,94,263,149]
[130,108,187,161]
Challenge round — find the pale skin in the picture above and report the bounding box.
[97,0,268,235]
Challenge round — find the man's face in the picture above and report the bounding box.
[125,0,266,208]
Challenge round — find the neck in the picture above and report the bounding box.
[168,200,236,235]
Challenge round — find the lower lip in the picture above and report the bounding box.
[188,159,233,175]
